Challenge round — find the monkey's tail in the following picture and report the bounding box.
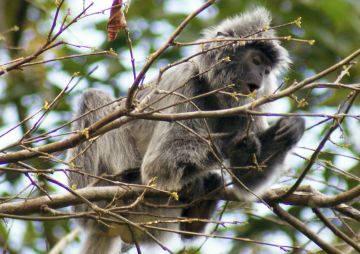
[79,228,123,254]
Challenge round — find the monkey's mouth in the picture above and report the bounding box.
[247,83,259,93]
[229,82,259,96]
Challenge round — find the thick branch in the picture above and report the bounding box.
[0,185,359,216]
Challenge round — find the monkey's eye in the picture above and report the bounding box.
[252,57,261,66]
[216,31,227,37]
[265,68,271,75]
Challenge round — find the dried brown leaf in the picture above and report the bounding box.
[107,0,127,41]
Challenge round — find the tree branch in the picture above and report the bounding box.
[312,208,360,252]
[0,185,359,216]
[272,204,342,254]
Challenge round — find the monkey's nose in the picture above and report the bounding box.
[247,83,260,92]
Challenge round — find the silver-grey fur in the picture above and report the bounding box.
[68,7,304,253]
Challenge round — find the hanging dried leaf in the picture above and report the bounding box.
[107,0,127,41]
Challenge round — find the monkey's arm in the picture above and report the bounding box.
[229,117,305,199]
[141,119,223,190]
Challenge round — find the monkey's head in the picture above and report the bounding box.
[196,7,290,105]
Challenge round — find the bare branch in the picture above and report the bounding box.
[272,204,342,254]
[312,208,360,253]
[1,185,359,216]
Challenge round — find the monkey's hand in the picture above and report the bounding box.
[228,117,305,198]
[271,117,305,149]
[231,132,261,154]
[228,132,261,167]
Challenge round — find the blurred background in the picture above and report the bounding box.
[0,0,359,253]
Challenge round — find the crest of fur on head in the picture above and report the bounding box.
[198,7,291,76]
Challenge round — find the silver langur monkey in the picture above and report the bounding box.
[68,7,305,254]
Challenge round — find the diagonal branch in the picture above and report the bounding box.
[272,204,342,254]
[312,208,360,252]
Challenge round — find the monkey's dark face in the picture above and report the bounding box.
[230,47,273,95]
[200,42,281,108]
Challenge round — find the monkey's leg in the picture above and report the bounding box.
[179,173,222,239]
[141,120,226,239]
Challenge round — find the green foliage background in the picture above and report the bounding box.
[0,0,359,253]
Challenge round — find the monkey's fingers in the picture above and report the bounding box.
[274,122,304,145]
